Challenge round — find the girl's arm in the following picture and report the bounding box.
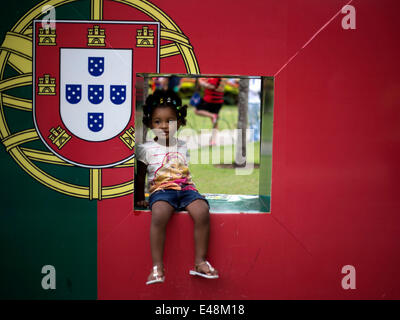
[135,160,148,207]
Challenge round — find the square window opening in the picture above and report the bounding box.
[134,73,274,213]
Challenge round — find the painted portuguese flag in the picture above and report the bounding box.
[0,0,197,299]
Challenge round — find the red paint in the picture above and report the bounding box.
[98,0,400,299]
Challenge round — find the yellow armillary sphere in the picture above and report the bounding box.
[0,0,199,200]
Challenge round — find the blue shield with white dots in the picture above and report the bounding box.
[88,113,104,132]
[88,85,104,104]
[110,85,126,105]
[88,57,104,77]
[65,84,82,104]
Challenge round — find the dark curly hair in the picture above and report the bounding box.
[142,89,188,127]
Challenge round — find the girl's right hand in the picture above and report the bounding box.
[136,200,149,208]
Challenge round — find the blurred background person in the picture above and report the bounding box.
[152,77,168,92]
[168,75,181,93]
[194,77,227,145]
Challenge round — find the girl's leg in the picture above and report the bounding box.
[148,201,175,280]
[186,199,218,276]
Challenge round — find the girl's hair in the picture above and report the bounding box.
[142,89,188,127]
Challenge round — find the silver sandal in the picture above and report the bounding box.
[189,261,219,279]
[146,265,165,285]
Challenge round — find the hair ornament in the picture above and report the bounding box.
[142,89,187,127]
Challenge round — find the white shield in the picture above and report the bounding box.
[60,48,132,142]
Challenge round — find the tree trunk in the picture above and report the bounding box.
[235,78,249,167]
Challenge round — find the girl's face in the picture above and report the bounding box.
[150,106,179,142]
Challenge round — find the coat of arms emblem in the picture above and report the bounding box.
[33,20,160,168]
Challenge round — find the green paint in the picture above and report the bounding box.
[0,0,96,300]
[2,105,35,135]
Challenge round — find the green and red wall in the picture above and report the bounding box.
[1,0,400,299]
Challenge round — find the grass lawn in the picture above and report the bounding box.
[182,98,273,141]
[189,142,272,195]
[183,98,272,195]
[183,99,238,132]
[189,163,261,195]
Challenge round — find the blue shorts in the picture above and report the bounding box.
[149,189,209,211]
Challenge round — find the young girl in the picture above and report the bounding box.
[135,89,219,285]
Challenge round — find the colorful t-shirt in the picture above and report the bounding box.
[136,139,197,194]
